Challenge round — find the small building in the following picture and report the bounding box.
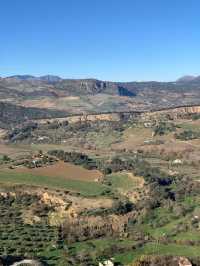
[172,159,182,165]
[99,259,114,266]
[37,136,49,141]
[144,139,153,144]
[144,122,153,128]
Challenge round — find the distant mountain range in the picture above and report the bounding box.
[1,74,200,125]
[4,74,200,84]
[6,75,62,83]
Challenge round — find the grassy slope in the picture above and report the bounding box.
[115,243,200,264]
[66,237,200,265]
[0,171,107,197]
[105,172,141,192]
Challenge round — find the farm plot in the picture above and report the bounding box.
[14,161,103,182]
[0,165,108,196]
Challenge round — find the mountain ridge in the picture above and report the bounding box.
[4,74,200,83]
[6,74,62,83]
[176,75,200,83]
[1,74,200,116]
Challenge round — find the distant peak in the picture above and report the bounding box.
[7,75,36,80]
[39,75,62,82]
[177,75,197,82]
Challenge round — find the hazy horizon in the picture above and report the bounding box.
[1,73,199,83]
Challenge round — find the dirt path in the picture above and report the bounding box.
[11,260,41,266]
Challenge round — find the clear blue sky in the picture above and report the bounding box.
[1,0,200,81]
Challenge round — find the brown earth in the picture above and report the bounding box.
[127,172,145,188]
[18,186,113,213]
[0,129,7,138]
[14,161,103,181]
[22,96,81,110]
[0,143,31,158]
[22,98,57,109]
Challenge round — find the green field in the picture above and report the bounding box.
[178,122,200,132]
[67,237,200,265]
[105,172,141,192]
[0,171,108,197]
[115,243,200,264]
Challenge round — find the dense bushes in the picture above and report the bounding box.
[7,119,125,144]
[48,150,97,170]
[48,150,135,173]
[175,130,200,140]
[0,102,67,129]
[129,255,193,266]
[191,113,200,120]
[153,122,176,136]
[8,122,38,142]
[133,159,173,186]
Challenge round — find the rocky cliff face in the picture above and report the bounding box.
[35,105,200,125]
[142,105,200,120]
[66,113,122,123]
[175,105,200,114]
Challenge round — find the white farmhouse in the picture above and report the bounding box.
[99,259,114,266]
[172,159,182,165]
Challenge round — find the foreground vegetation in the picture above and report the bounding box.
[1,111,200,265]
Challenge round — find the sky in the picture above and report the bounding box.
[1,0,200,81]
